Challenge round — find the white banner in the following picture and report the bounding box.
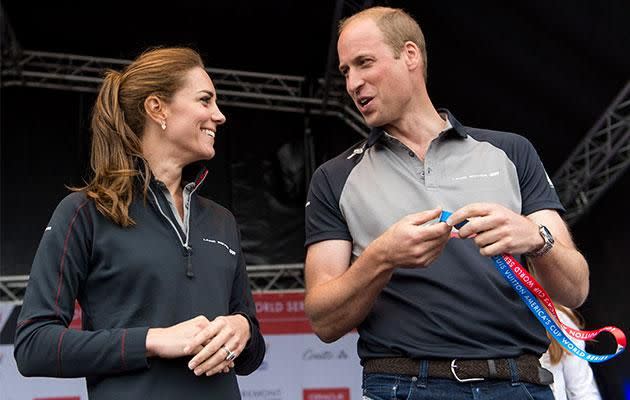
[238,331,361,400]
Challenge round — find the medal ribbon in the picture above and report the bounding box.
[439,211,626,363]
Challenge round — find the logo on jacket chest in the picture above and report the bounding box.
[202,238,237,256]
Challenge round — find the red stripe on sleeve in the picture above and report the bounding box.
[121,329,128,370]
[56,328,68,377]
[54,200,89,318]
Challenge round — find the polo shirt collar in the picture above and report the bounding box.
[438,108,467,139]
[365,108,467,148]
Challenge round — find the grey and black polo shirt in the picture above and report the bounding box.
[305,109,564,361]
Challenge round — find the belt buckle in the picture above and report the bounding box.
[450,359,485,383]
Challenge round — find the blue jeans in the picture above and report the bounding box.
[362,374,554,400]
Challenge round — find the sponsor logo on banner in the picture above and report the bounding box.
[302,348,349,361]
[240,388,282,400]
[303,388,350,400]
[253,292,311,334]
[303,348,334,360]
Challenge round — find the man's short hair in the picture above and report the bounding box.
[339,6,428,80]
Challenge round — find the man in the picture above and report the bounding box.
[304,6,589,400]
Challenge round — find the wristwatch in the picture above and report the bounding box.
[525,224,554,257]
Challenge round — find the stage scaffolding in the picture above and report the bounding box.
[1,50,628,297]
[1,2,629,298]
[1,50,368,138]
[553,81,630,225]
[0,49,357,300]
[1,264,306,303]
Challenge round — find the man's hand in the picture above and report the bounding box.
[371,207,452,269]
[446,203,542,256]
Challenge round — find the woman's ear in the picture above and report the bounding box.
[144,95,167,127]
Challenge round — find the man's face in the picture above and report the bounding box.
[337,18,413,128]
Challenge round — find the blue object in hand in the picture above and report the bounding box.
[438,210,468,230]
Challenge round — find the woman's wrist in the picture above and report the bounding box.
[145,327,164,357]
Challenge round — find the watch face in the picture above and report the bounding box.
[526,225,555,257]
[540,225,554,244]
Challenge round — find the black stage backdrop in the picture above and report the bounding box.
[1,0,629,397]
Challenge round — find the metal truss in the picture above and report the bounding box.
[553,81,630,225]
[0,275,28,303]
[0,264,305,303]
[0,50,338,301]
[0,50,369,137]
[320,0,374,115]
[0,2,22,76]
[2,0,628,297]
[247,263,305,292]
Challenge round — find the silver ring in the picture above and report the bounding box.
[222,345,236,361]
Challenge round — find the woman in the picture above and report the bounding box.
[14,47,265,399]
[540,305,602,400]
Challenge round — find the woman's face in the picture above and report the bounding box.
[163,66,226,164]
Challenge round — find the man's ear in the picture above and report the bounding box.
[402,41,422,71]
[144,95,167,125]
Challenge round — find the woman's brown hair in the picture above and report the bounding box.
[547,304,585,364]
[74,47,204,226]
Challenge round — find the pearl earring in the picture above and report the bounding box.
[160,120,166,130]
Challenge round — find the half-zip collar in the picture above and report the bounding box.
[146,166,209,278]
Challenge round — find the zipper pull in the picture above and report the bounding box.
[184,245,194,278]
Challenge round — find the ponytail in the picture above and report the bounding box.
[73,70,149,227]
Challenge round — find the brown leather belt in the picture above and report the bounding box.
[363,355,553,385]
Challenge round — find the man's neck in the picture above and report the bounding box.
[383,106,447,160]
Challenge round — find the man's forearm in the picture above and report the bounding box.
[305,246,393,343]
[531,245,589,308]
